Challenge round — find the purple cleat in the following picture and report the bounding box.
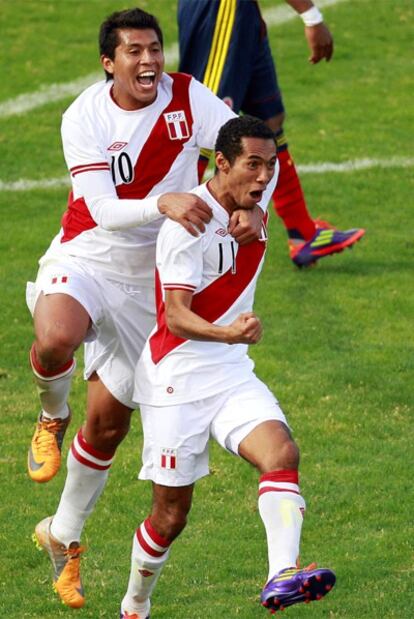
[260,564,336,612]
[289,227,365,267]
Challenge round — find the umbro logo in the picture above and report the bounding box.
[215,228,227,237]
[139,569,154,577]
[107,141,127,151]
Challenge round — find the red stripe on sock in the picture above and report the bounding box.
[136,527,168,558]
[272,150,315,240]
[144,518,171,549]
[30,344,74,378]
[70,443,111,470]
[260,470,299,485]
[77,428,115,461]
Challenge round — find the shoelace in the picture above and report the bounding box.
[62,545,86,578]
[303,562,317,572]
[34,419,64,453]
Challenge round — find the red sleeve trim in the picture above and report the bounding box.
[70,162,110,177]
[163,283,197,292]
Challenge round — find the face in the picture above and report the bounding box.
[218,137,277,210]
[101,28,164,111]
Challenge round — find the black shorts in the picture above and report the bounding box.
[178,0,285,120]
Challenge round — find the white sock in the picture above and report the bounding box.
[121,518,171,616]
[258,470,306,580]
[50,428,114,546]
[30,344,75,419]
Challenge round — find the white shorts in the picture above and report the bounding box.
[138,375,288,486]
[26,259,155,409]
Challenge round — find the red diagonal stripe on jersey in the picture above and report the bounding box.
[116,73,194,199]
[149,236,266,364]
[61,192,97,242]
[61,73,193,242]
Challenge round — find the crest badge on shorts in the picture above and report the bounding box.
[164,111,190,140]
[160,447,177,470]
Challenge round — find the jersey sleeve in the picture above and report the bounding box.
[189,79,236,151]
[61,114,161,229]
[156,221,204,293]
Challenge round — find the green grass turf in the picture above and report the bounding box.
[1,0,413,617]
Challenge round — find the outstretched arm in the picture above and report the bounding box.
[285,0,334,63]
[165,289,263,345]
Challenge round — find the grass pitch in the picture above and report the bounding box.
[1,1,413,617]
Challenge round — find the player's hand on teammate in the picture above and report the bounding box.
[228,205,264,245]
[227,312,263,345]
[305,23,333,63]
[158,192,213,236]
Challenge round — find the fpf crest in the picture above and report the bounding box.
[164,110,190,140]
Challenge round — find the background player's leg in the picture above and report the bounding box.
[242,27,365,267]
[265,114,317,242]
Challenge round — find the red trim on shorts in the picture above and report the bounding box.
[70,443,111,470]
[77,428,115,461]
[260,470,299,485]
[29,344,75,378]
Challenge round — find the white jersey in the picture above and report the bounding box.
[135,182,268,406]
[41,72,236,285]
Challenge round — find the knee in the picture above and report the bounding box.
[261,438,300,474]
[265,111,285,134]
[34,331,77,370]
[84,417,130,451]
[153,505,189,541]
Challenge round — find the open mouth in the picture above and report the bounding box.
[136,71,156,86]
[249,190,263,201]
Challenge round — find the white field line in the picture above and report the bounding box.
[0,0,346,119]
[1,157,413,192]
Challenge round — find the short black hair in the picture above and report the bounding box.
[99,7,163,80]
[214,115,275,165]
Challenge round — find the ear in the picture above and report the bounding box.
[215,152,231,173]
[101,55,114,76]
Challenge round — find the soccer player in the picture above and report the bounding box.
[120,116,335,619]
[30,7,272,609]
[178,0,365,267]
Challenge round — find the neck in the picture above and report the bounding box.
[207,176,236,215]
